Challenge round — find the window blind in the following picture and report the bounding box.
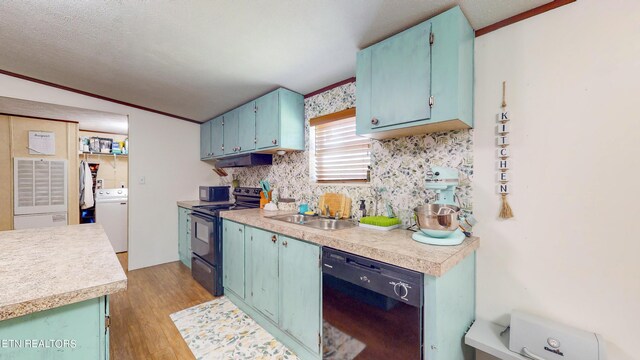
[311,116,371,182]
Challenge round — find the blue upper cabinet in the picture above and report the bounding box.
[356,6,474,139]
[223,109,240,156]
[200,120,212,160]
[255,88,304,152]
[238,101,257,153]
[211,116,224,157]
[200,87,304,160]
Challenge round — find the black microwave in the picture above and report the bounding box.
[199,186,230,202]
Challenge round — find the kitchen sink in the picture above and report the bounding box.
[269,214,357,231]
[269,214,316,224]
[305,219,356,231]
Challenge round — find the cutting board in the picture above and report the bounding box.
[318,193,351,218]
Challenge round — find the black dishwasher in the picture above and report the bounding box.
[322,247,424,360]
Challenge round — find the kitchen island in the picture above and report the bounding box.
[0,223,127,359]
[221,209,479,360]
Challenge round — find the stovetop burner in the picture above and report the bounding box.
[193,187,261,216]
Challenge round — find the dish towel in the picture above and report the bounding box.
[79,161,94,209]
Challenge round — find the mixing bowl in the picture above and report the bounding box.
[414,204,460,238]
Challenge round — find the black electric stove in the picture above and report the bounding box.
[189,187,261,295]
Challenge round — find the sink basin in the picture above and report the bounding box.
[269,214,315,224]
[305,219,357,231]
[269,214,357,231]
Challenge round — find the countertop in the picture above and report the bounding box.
[0,223,127,321]
[220,209,479,277]
[177,200,233,209]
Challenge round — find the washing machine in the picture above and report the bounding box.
[95,188,128,253]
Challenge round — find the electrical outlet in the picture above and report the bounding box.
[138,176,146,185]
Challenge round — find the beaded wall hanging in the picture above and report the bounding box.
[497,81,514,219]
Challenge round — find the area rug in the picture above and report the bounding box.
[170,297,365,360]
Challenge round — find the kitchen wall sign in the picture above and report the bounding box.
[497,81,514,219]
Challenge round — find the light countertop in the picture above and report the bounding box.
[0,223,127,321]
[177,200,233,209]
[220,209,479,277]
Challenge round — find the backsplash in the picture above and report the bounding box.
[228,82,473,225]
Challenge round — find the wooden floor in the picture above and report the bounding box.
[110,253,214,360]
[110,253,420,359]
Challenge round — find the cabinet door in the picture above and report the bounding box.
[370,21,431,128]
[178,207,191,267]
[223,221,245,298]
[279,236,321,353]
[255,90,280,150]
[223,109,240,155]
[238,101,256,153]
[200,121,212,159]
[249,227,279,322]
[210,116,224,157]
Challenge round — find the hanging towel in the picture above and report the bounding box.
[80,160,94,209]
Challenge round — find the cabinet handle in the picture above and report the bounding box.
[238,146,241,151]
[272,139,277,145]
[238,228,242,232]
[371,117,379,125]
[271,235,277,243]
[282,240,288,247]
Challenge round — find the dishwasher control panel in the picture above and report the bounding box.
[322,247,423,307]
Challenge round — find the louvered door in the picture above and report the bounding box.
[14,158,68,215]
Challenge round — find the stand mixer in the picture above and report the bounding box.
[412,166,467,246]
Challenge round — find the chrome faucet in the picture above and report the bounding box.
[334,210,342,220]
[324,205,330,217]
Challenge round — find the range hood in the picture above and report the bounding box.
[215,153,272,168]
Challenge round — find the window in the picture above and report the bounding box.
[309,108,371,182]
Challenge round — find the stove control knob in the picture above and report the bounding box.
[389,281,411,301]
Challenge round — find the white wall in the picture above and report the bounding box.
[0,74,223,270]
[473,1,640,359]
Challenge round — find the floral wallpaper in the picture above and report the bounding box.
[228,82,473,226]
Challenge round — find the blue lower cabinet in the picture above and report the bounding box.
[178,207,191,268]
[279,235,322,354]
[424,252,476,360]
[223,220,322,359]
[0,296,109,359]
[223,220,246,299]
[248,227,279,322]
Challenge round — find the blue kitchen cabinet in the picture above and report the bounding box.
[223,220,322,359]
[0,296,109,359]
[255,88,304,152]
[279,235,322,354]
[356,6,474,139]
[200,87,304,160]
[178,206,191,268]
[210,115,224,157]
[199,120,212,160]
[238,101,257,153]
[424,252,476,360]
[223,109,240,156]
[223,220,245,299]
[248,227,280,323]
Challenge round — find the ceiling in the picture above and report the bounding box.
[0,96,128,134]
[0,0,551,122]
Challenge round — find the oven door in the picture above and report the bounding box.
[190,213,220,265]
